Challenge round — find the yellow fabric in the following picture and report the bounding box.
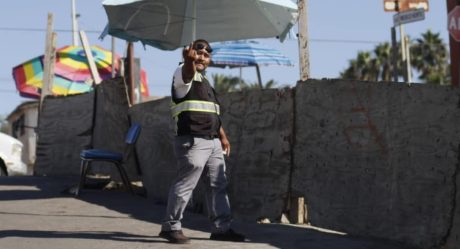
[171,100,220,117]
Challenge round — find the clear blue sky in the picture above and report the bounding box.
[0,0,448,116]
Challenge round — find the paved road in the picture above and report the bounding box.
[0,176,413,249]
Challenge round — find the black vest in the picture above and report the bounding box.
[172,75,221,136]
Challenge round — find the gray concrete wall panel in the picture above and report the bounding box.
[129,88,294,221]
[129,97,177,202]
[293,79,460,248]
[219,89,293,220]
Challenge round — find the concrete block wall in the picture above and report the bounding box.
[129,98,177,201]
[129,79,460,248]
[35,78,133,179]
[292,79,460,248]
[218,89,293,220]
[130,88,294,220]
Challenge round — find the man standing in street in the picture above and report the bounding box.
[159,39,245,244]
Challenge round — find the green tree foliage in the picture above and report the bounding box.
[241,79,278,90]
[212,74,243,94]
[411,30,449,85]
[211,73,278,94]
[340,30,449,85]
[340,43,400,82]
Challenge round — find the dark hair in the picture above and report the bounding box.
[193,39,212,53]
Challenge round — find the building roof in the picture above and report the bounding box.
[6,101,39,121]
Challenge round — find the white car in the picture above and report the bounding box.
[0,132,27,176]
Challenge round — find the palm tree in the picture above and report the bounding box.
[211,73,279,93]
[341,30,449,84]
[211,74,244,94]
[340,51,373,80]
[341,43,400,81]
[242,79,278,90]
[372,42,394,81]
[410,30,449,85]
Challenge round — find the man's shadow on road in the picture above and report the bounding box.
[68,186,413,249]
[0,176,414,249]
[0,230,165,243]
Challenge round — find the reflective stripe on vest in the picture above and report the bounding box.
[171,100,220,117]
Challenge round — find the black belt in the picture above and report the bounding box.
[195,134,219,140]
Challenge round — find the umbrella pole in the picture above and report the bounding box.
[239,67,243,89]
[255,65,263,88]
[192,0,196,41]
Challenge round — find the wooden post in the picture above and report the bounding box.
[448,0,460,86]
[289,197,306,224]
[111,36,116,78]
[126,42,135,105]
[298,0,310,82]
[41,13,57,107]
[79,30,102,85]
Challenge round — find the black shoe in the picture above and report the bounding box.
[210,229,245,242]
[159,230,190,244]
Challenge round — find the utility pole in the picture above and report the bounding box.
[447,0,460,86]
[298,0,310,81]
[387,0,428,82]
[41,13,57,108]
[71,0,79,46]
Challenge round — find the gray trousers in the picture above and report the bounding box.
[161,135,232,233]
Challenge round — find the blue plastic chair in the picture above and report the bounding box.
[75,123,141,196]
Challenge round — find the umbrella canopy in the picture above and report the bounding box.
[209,40,294,87]
[102,0,298,50]
[210,40,294,67]
[54,45,115,82]
[12,45,149,98]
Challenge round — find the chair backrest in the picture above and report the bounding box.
[125,123,141,145]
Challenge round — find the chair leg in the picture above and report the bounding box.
[76,160,89,197]
[115,163,135,195]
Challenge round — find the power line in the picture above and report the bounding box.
[309,38,380,44]
[0,26,382,44]
[0,27,101,34]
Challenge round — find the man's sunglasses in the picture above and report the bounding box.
[194,43,213,53]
